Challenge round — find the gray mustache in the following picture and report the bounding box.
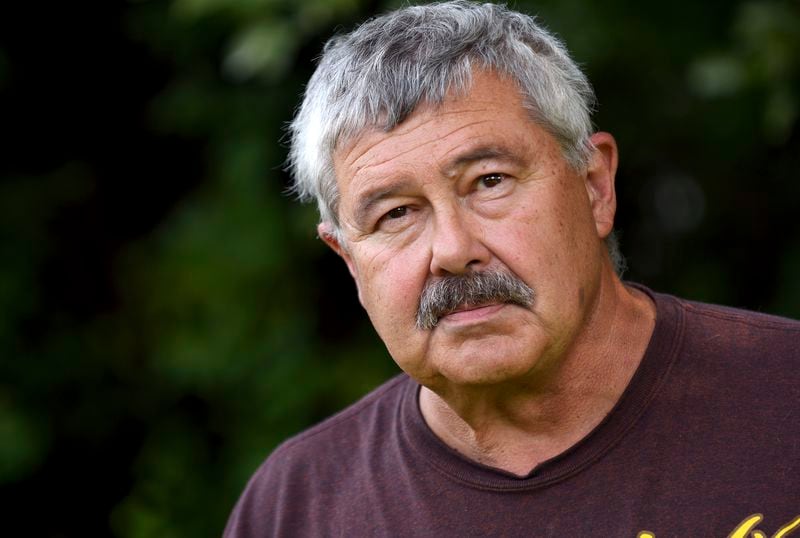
[416,271,535,330]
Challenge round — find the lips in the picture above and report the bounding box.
[440,302,506,322]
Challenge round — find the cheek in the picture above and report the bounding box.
[356,245,429,327]
[489,198,585,283]
[493,203,552,264]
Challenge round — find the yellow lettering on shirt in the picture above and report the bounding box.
[729,514,767,538]
[637,513,800,538]
[774,516,800,538]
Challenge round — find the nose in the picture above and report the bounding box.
[429,205,491,276]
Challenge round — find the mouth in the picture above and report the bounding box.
[439,302,506,323]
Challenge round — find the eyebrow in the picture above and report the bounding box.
[353,180,415,228]
[440,146,527,176]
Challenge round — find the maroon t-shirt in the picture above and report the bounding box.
[224,289,800,537]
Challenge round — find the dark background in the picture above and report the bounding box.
[1,0,798,535]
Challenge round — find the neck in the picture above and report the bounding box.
[418,276,656,476]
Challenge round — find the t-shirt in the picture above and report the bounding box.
[224,289,800,537]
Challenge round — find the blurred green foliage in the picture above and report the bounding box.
[0,0,798,536]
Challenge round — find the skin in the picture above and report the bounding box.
[320,70,656,476]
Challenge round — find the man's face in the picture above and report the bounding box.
[323,70,617,392]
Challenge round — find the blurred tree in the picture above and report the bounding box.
[0,0,797,536]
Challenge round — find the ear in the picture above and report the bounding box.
[318,221,363,304]
[584,132,618,240]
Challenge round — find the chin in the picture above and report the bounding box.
[428,337,545,388]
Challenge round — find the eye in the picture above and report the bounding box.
[478,173,504,189]
[385,206,408,219]
[375,206,410,230]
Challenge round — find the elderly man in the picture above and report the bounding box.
[225,2,799,536]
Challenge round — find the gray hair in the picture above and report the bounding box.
[288,1,625,273]
[288,0,596,224]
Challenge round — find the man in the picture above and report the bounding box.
[225,2,799,536]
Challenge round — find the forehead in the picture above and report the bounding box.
[335,71,537,173]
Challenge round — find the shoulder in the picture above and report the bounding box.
[647,289,800,401]
[633,283,800,365]
[667,293,800,354]
[251,372,408,479]
[223,373,412,537]
[274,372,408,455]
[675,295,800,332]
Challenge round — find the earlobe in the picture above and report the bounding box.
[318,222,364,303]
[318,222,356,276]
[585,132,619,239]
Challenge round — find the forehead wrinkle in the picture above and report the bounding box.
[352,137,437,175]
[350,118,493,176]
[385,101,496,133]
[340,99,501,169]
[405,104,495,122]
[433,119,496,144]
[340,113,443,171]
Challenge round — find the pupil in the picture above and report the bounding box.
[484,174,502,187]
[389,207,406,218]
